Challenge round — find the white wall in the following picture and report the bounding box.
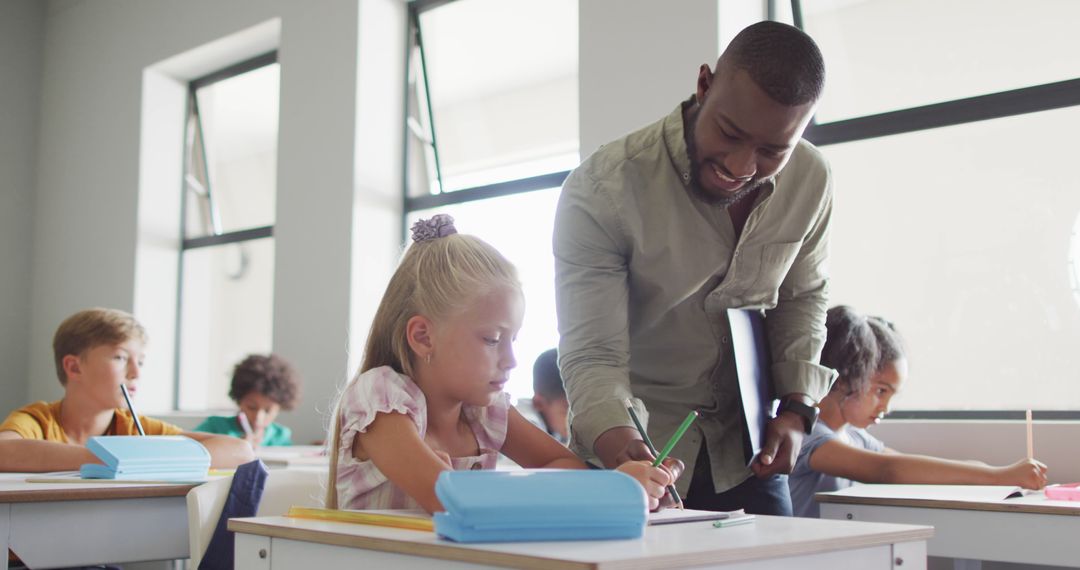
[578,0,721,158]
[272,0,405,443]
[26,0,404,445]
[0,0,44,416]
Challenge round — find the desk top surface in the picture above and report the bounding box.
[0,473,195,503]
[229,514,932,570]
[255,445,329,468]
[817,484,1080,516]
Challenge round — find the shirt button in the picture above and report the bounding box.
[682,172,689,180]
[722,336,729,344]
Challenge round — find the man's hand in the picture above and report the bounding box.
[750,411,805,478]
[594,426,685,508]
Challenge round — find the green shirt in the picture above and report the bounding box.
[194,415,293,446]
[554,100,837,494]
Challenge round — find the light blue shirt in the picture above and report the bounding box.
[789,421,884,518]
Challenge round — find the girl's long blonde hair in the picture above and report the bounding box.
[325,231,519,508]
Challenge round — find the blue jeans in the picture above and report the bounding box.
[683,444,793,516]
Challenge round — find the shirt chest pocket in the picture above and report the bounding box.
[744,241,802,307]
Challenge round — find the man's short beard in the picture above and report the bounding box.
[684,105,770,207]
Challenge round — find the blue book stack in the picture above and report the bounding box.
[433,470,647,543]
[80,435,211,481]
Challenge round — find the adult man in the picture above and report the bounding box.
[554,21,836,515]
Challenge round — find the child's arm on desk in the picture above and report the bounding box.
[356,412,454,514]
[182,431,256,469]
[0,431,99,472]
[811,440,1049,489]
[501,407,587,469]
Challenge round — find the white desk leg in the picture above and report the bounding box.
[1,504,10,570]
[235,534,271,570]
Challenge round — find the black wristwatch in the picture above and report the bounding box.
[776,397,818,434]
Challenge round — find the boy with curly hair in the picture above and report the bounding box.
[196,354,301,446]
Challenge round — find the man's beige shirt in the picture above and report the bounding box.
[554,101,838,494]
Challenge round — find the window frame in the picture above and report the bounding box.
[174,50,279,410]
[401,0,571,226]
[790,0,1080,419]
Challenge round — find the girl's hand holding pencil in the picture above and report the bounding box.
[615,460,678,511]
[616,401,695,510]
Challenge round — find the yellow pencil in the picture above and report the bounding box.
[287,506,434,532]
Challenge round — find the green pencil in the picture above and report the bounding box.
[624,399,683,508]
[653,410,699,467]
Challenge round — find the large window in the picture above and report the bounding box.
[791,0,1080,414]
[177,53,279,411]
[405,0,578,401]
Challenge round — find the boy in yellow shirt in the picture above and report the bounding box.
[0,307,254,471]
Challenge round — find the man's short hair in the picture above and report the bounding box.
[722,20,825,106]
[229,353,302,410]
[532,348,565,399]
[53,308,147,385]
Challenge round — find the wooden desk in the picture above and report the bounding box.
[0,474,195,568]
[818,485,1080,568]
[229,514,932,569]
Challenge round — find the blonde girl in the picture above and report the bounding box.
[327,215,676,513]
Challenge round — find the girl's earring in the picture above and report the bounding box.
[425,353,432,365]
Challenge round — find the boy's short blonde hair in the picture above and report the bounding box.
[53,308,148,385]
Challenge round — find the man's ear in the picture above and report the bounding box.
[405,315,435,359]
[62,354,82,384]
[695,63,714,105]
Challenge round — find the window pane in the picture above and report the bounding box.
[179,238,275,410]
[407,188,561,401]
[821,106,1080,411]
[411,0,579,194]
[804,0,1080,122]
[188,63,279,237]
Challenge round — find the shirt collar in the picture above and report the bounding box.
[663,96,695,188]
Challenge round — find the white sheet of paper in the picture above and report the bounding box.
[827,484,1025,502]
[647,508,743,525]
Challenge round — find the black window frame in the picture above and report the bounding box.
[174,50,279,409]
[401,0,571,223]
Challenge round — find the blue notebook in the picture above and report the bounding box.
[80,435,211,481]
[433,470,647,543]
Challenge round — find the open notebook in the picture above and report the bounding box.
[826,484,1036,502]
[648,508,754,525]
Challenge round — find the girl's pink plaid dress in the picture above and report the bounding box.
[336,366,510,510]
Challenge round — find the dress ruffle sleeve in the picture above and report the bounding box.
[338,366,427,455]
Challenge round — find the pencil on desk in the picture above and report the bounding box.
[1025,409,1033,460]
[624,399,684,509]
[120,384,145,436]
[287,506,434,532]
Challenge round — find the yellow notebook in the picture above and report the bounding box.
[286,506,434,532]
